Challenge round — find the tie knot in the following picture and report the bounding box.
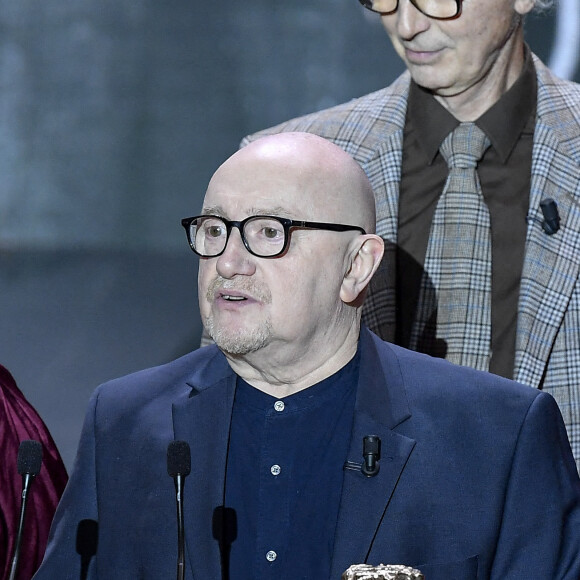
[440,122,491,169]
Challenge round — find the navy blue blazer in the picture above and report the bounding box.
[35,328,580,579]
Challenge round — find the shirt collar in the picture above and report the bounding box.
[234,347,361,413]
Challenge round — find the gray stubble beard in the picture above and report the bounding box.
[204,314,273,355]
[203,276,274,355]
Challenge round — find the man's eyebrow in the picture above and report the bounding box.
[201,205,224,216]
[254,206,293,217]
[200,205,294,218]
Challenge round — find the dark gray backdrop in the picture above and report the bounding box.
[1,0,578,471]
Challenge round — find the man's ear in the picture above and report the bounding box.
[340,235,384,305]
[514,0,534,16]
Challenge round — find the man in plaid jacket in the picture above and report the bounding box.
[242,0,580,468]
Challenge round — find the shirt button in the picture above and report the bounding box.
[270,464,281,476]
[274,400,285,412]
[266,550,277,562]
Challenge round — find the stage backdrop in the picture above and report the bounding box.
[1,0,579,471]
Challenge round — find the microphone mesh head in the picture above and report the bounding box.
[17,439,43,476]
[167,440,191,477]
[363,435,381,457]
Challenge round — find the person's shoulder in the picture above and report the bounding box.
[91,344,227,405]
[368,330,541,409]
[533,53,580,95]
[533,54,580,142]
[241,71,411,151]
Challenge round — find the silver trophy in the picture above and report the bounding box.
[342,563,424,579]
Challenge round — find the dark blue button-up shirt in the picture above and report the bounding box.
[224,349,360,580]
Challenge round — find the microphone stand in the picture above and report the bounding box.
[175,472,186,580]
[8,472,34,580]
[167,440,191,580]
[9,440,43,580]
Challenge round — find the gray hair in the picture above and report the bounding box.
[531,0,556,13]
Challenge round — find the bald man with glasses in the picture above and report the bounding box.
[243,0,580,472]
[35,133,580,580]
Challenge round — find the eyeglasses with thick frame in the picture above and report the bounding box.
[181,215,367,259]
[358,0,462,20]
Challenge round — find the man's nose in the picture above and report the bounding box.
[390,0,431,39]
[215,227,257,279]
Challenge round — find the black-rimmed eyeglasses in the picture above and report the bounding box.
[359,0,462,20]
[181,215,367,259]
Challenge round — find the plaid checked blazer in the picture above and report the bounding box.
[242,54,580,469]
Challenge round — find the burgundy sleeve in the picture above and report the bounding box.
[0,364,68,580]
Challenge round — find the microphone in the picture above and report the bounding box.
[212,506,237,579]
[540,198,560,235]
[361,435,381,477]
[343,435,382,477]
[8,439,43,580]
[76,519,99,580]
[167,440,191,580]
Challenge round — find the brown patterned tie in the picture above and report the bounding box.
[410,122,492,370]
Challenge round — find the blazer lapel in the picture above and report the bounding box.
[330,330,416,578]
[172,364,236,580]
[330,423,416,577]
[514,60,580,388]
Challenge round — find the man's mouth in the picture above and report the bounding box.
[403,46,444,64]
[222,294,247,302]
[206,277,272,305]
